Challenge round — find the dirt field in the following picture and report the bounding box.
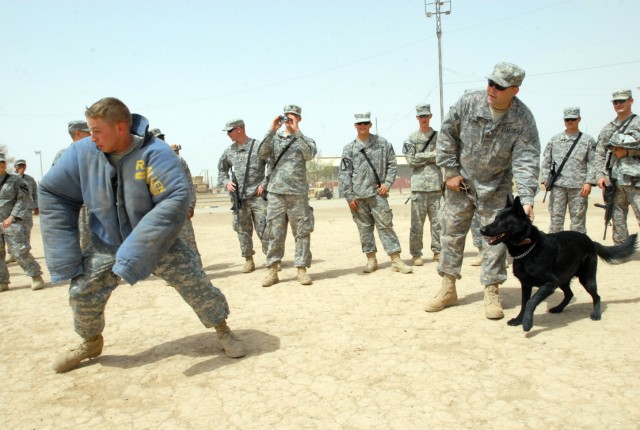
[1,192,639,429]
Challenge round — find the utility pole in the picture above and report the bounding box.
[34,150,43,181]
[425,0,451,123]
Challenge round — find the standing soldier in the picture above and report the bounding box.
[5,159,38,263]
[0,153,46,291]
[340,112,413,274]
[218,119,269,273]
[403,103,442,266]
[259,105,316,287]
[542,107,596,234]
[594,89,640,244]
[431,62,540,319]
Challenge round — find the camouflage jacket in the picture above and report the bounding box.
[258,130,316,195]
[339,134,397,201]
[403,129,443,192]
[218,138,269,198]
[0,173,31,221]
[19,173,38,210]
[177,156,197,208]
[594,114,640,185]
[436,90,540,206]
[541,131,596,188]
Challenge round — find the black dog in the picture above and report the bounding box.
[480,196,637,332]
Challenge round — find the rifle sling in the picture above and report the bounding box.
[272,136,298,173]
[553,132,583,181]
[0,173,10,193]
[359,138,382,186]
[417,131,437,153]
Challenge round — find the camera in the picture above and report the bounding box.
[279,114,289,123]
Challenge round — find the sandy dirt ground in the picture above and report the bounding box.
[1,192,639,430]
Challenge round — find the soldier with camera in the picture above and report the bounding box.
[217,119,269,273]
[258,105,317,287]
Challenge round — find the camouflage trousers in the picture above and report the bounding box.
[437,186,509,286]
[68,238,230,340]
[179,218,202,267]
[611,184,640,244]
[350,195,401,255]
[264,193,313,268]
[409,191,441,257]
[548,186,587,234]
[232,195,268,258]
[0,221,42,283]
[470,213,483,248]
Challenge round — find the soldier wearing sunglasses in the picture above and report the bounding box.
[428,62,540,320]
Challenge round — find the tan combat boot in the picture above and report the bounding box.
[0,283,8,292]
[425,274,458,312]
[262,263,279,287]
[363,252,378,273]
[484,284,504,320]
[411,256,424,266]
[242,256,255,273]
[471,247,483,266]
[433,252,440,262]
[52,335,104,373]
[31,275,45,291]
[297,267,313,285]
[390,253,413,274]
[214,321,247,358]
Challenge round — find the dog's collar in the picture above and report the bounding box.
[514,223,533,246]
[512,242,536,259]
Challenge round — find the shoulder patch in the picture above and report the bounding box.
[340,158,352,171]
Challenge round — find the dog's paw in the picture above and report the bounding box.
[507,318,522,326]
[522,317,533,332]
[590,312,601,321]
[549,305,563,314]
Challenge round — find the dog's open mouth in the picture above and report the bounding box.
[486,233,507,245]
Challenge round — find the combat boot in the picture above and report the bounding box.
[433,252,441,262]
[297,267,313,285]
[484,284,504,320]
[214,321,247,358]
[390,253,413,274]
[52,335,104,373]
[0,283,8,292]
[31,275,45,291]
[4,254,15,264]
[411,256,424,266]
[471,247,483,266]
[363,252,378,273]
[425,274,458,312]
[262,263,279,287]
[242,256,255,273]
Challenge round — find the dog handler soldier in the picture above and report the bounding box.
[339,112,413,274]
[0,153,46,292]
[40,97,246,373]
[403,103,442,266]
[430,62,540,319]
[542,107,596,234]
[594,89,640,244]
[258,104,316,287]
[218,118,269,273]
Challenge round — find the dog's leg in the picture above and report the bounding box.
[507,283,532,327]
[549,283,573,314]
[578,257,601,321]
[522,283,556,332]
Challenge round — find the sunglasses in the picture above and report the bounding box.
[417,115,430,118]
[356,122,371,126]
[564,118,578,122]
[612,99,628,105]
[488,79,509,91]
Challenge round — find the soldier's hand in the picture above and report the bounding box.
[187,207,194,219]
[285,115,300,134]
[377,184,389,197]
[446,175,464,192]
[226,182,236,192]
[270,116,283,131]
[523,204,535,222]
[597,177,608,190]
[256,185,265,197]
[33,208,39,216]
[580,183,592,197]
[2,217,13,228]
[612,147,628,159]
[348,199,359,211]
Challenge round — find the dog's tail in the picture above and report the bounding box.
[594,233,638,264]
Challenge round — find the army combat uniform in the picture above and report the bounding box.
[177,154,202,266]
[542,129,596,234]
[403,128,442,261]
[0,170,44,290]
[218,136,269,261]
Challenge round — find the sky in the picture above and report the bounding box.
[2,0,639,184]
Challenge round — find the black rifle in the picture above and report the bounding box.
[542,161,557,204]
[594,181,616,240]
[230,170,242,211]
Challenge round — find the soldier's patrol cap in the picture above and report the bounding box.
[283,104,302,116]
[563,107,580,119]
[354,112,371,124]
[68,120,90,133]
[222,119,245,132]
[611,89,632,101]
[416,104,431,116]
[487,62,526,88]
[14,159,26,166]
[149,128,165,139]
[0,153,6,162]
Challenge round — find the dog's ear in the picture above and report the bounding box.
[513,196,527,217]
